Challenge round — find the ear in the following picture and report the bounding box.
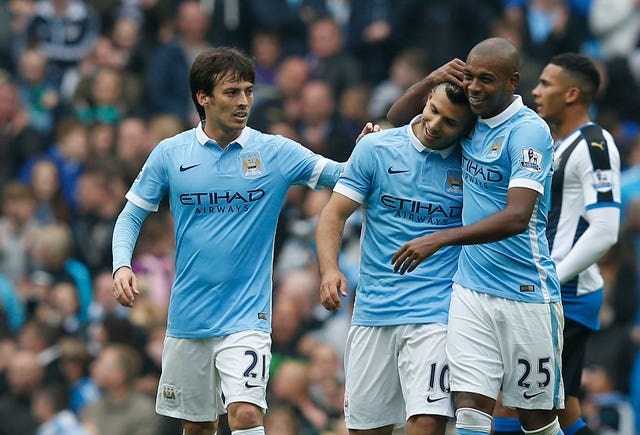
[196,91,209,107]
[509,72,520,92]
[565,87,580,104]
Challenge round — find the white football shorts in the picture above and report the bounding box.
[156,330,271,422]
[446,283,565,410]
[344,323,453,430]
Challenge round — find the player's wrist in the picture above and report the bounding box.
[113,265,132,278]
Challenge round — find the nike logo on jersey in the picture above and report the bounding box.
[590,141,605,151]
[244,381,261,389]
[426,395,448,403]
[387,167,409,174]
[523,391,544,399]
[179,163,201,172]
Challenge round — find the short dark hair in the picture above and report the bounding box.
[549,53,600,103]
[440,82,469,106]
[189,47,255,120]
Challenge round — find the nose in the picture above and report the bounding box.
[531,85,540,98]
[466,77,481,94]
[430,116,443,133]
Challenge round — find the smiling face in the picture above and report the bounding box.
[463,50,519,118]
[201,73,254,139]
[413,84,473,150]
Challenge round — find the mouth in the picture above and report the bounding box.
[468,95,486,106]
[233,111,248,122]
[423,124,439,140]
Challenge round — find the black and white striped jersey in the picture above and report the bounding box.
[547,123,621,329]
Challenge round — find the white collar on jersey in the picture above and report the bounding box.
[478,95,524,128]
[195,122,250,148]
[407,115,458,159]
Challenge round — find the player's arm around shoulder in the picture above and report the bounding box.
[387,58,465,126]
[316,192,360,312]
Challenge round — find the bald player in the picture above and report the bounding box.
[390,38,564,435]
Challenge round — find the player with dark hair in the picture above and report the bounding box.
[317,80,473,435]
[112,46,353,435]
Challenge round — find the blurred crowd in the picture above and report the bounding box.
[0,0,639,434]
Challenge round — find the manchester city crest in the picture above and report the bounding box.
[486,135,504,158]
[445,169,463,194]
[240,151,265,178]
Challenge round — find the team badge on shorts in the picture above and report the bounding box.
[445,169,463,195]
[592,169,613,192]
[486,136,504,158]
[240,151,265,178]
[520,148,543,173]
[161,384,179,407]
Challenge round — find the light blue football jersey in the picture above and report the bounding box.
[335,118,463,326]
[127,124,336,338]
[454,96,560,303]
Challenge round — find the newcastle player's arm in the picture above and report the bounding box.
[392,186,539,274]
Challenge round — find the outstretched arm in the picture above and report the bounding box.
[315,193,360,311]
[387,58,466,126]
[392,187,538,274]
[316,122,381,188]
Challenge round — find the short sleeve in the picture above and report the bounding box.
[126,142,169,211]
[507,122,553,194]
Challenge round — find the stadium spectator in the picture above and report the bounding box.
[32,382,87,435]
[15,0,100,87]
[0,350,45,435]
[0,181,39,285]
[306,15,362,98]
[81,343,162,435]
[143,0,211,123]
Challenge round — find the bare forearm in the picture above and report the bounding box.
[315,211,346,275]
[437,208,529,247]
[386,78,431,126]
[387,58,466,126]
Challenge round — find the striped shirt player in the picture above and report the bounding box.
[547,123,621,330]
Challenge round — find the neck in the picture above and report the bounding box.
[482,95,516,119]
[202,122,242,149]
[555,108,592,140]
